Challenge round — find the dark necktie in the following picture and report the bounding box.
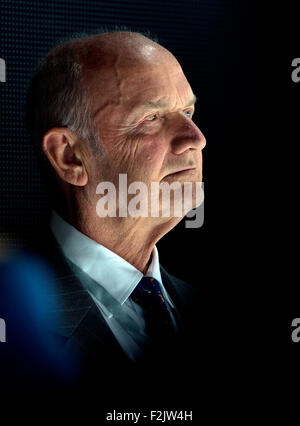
[130,276,176,342]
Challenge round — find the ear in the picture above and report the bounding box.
[42,128,88,186]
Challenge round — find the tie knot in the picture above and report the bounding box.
[131,277,166,309]
[130,276,177,342]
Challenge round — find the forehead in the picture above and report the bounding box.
[124,63,192,103]
[90,54,194,118]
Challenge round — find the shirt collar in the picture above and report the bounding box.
[50,211,163,307]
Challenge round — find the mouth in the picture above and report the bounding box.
[165,167,197,177]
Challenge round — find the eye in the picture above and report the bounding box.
[145,114,158,121]
[184,109,193,118]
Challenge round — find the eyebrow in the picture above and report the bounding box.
[140,94,198,111]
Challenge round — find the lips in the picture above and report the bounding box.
[165,167,196,177]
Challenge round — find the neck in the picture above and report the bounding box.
[59,197,181,274]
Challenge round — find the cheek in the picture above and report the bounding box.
[118,132,166,168]
[98,129,168,179]
[136,134,166,164]
[133,135,167,179]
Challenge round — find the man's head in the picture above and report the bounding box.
[27,30,205,229]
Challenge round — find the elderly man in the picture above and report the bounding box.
[26,30,206,385]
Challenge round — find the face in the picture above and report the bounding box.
[83,42,206,217]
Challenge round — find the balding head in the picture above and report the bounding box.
[27,30,205,227]
[75,31,172,71]
[26,31,168,200]
[75,32,183,129]
[69,31,182,124]
[26,31,166,156]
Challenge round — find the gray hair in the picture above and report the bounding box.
[26,37,101,156]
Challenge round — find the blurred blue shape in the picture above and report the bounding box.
[0,250,79,384]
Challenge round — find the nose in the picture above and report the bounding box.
[170,113,206,155]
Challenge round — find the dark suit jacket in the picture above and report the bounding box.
[27,228,200,402]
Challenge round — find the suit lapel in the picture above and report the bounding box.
[160,265,198,328]
[40,231,129,365]
[34,228,196,370]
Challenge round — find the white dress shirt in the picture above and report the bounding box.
[50,211,177,362]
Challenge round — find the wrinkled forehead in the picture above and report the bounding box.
[85,51,193,117]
